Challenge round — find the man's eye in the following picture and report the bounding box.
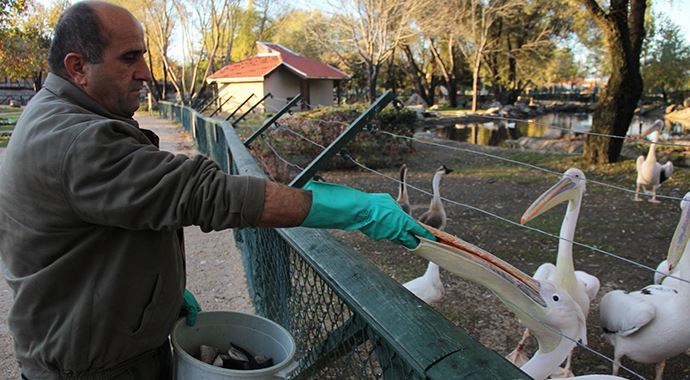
[122,54,138,62]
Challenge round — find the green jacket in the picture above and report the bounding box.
[0,73,266,378]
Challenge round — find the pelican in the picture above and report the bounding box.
[510,168,600,375]
[396,164,411,215]
[600,192,690,380]
[412,226,626,380]
[635,120,673,203]
[403,165,453,304]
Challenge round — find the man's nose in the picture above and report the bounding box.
[135,58,153,81]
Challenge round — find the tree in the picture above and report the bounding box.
[483,0,571,105]
[575,0,647,165]
[0,0,26,26]
[410,0,470,108]
[453,0,526,111]
[642,16,690,104]
[331,0,430,102]
[271,10,331,60]
[232,0,258,61]
[0,0,66,91]
[533,47,582,89]
[166,0,236,105]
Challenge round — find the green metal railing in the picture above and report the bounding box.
[158,101,527,379]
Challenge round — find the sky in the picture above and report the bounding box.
[35,0,690,59]
[653,0,690,43]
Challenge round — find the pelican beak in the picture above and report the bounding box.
[667,203,690,272]
[640,121,662,140]
[521,176,578,224]
[411,224,567,352]
[412,224,545,308]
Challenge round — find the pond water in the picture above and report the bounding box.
[434,113,690,147]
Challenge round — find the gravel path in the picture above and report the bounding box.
[0,113,253,378]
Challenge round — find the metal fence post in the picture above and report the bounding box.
[244,94,302,147]
[232,93,273,125]
[224,94,256,121]
[289,91,396,188]
[198,93,220,113]
[209,96,234,118]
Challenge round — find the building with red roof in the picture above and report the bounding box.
[207,42,349,113]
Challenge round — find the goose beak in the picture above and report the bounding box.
[521,176,578,224]
[442,165,453,175]
[667,202,690,272]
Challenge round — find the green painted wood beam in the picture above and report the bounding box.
[278,227,529,379]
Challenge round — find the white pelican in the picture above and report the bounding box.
[511,168,600,375]
[403,165,453,304]
[412,226,626,380]
[600,192,690,380]
[396,164,411,215]
[635,120,673,203]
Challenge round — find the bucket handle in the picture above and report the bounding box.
[273,359,300,379]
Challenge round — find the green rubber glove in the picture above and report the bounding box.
[301,181,435,249]
[181,289,201,326]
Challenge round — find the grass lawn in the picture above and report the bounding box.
[0,106,21,148]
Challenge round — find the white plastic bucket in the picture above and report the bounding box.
[172,311,297,379]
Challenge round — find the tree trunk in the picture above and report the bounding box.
[448,80,458,108]
[471,58,481,111]
[367,63,380,103]
[402,45,433,107]
[580,0,646,165]
[32,70,43,92]
[583,36,643,164]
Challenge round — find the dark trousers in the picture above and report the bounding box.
[21,340,173,380]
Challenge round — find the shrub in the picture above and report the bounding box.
[248,104,417,183]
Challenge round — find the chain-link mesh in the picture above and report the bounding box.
[158,101,530,380]
[232,227,419,380]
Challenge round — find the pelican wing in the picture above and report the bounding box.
[575,270,600,301]
[599,290,655,337]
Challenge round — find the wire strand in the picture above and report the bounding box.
[378,130,685,202]
[260,135,305,172]
[270,121,689,284]
[262,117,680,378]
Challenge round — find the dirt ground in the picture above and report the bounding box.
[321,138,690,380]
[0,114,253,378]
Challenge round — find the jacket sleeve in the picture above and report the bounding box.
[61,120,266,231]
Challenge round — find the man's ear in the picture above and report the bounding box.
[63,52,89,87]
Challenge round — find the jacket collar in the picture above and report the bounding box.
[43,72,139,128]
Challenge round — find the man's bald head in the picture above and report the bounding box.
[47,1,138,78]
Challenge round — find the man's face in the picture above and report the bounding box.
[82,10,151,118]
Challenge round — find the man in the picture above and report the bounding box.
[0,1,433,378]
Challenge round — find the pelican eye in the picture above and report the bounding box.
[552,295,559,301]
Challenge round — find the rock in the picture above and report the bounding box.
[405,93,428,108]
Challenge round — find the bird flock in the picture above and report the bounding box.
[393,121,684,380]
